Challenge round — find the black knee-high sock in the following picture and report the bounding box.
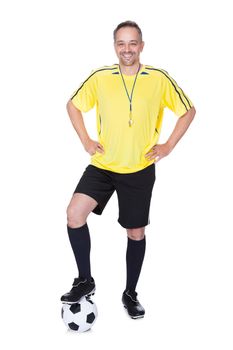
[67,223,91,280]
[126,236,146,292]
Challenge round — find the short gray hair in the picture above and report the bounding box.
[113,21,143,42]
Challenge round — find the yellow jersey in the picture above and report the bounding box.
[71,64,193,173]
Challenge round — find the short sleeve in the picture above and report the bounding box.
[162,71,194,117]
[71,72,97,112]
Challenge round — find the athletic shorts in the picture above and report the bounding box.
[73,163,156,229]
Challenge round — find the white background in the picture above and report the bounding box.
[0,0,232,349]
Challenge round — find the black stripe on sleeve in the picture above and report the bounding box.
[71,67,118,100]
[145,67,191,111]
[165,73,192,109]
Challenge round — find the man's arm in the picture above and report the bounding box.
[145,106,196,162]
[66,100,104,155]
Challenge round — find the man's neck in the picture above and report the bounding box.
[119,62,141,76]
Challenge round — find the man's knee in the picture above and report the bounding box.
[66,193,98,228]
[66,201,86,228]
[127,227,145,240]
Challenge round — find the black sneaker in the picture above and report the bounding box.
[122,290,145,319]
[61,277,96,304]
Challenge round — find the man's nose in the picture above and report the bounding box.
[124,44,131,52]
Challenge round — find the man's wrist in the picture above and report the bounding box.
[165,140,175,154]
[82,136,91,149]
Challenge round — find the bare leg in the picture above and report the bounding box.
[67,193,98,228]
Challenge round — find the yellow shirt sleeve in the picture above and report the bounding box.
[162,71,193,117]
[71,72,97,112]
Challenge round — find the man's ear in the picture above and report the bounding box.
[140,41,145,52]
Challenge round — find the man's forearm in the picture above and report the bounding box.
[166,106,196,151]
[66,100,90,147]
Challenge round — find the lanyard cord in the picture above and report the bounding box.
[119,63,141,115]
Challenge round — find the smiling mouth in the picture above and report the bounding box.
[121,54,134,59]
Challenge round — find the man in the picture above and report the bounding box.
[61,21,196,319]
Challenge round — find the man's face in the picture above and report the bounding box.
[114,27,144,67]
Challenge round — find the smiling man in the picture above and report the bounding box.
[61,21,196,319]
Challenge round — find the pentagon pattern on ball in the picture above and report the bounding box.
[68,322,79,331]
[86,312,95,323]
[70,303,81,314]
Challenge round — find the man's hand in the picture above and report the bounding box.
[145,107,196,162]
[145,142,171,162]
[84,138,105,156]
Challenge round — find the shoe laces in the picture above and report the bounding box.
[126,290,138,302]
[72,277,87,286]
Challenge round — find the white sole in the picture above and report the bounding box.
[123,305,145,319]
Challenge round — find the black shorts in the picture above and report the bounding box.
[74,164,156,229]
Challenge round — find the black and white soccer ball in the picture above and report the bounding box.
[61,297,98,333]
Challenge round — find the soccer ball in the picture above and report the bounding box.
[61,297,98,333]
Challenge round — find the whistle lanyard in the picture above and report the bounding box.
[119,63,141,127]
